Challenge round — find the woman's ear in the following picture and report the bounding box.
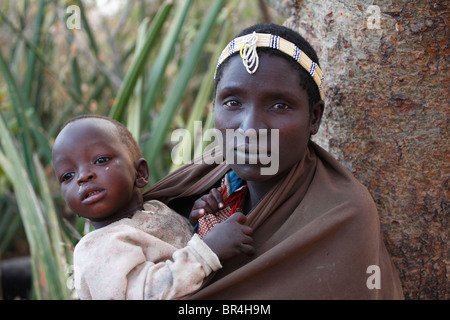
[134,158,150,188]
[310,100,324,135]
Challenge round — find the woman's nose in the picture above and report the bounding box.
[239,105,267,132]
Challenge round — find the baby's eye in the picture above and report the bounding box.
[272,103,290,110]
[61,172,74,183]
[94,156,111,165]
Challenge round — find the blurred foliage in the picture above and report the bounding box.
[0,0,281,299]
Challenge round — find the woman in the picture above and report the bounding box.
[144,23,404,299]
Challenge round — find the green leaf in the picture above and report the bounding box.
[0,113,69,299]
[145,0,224,167]
[170,18,232,170]
[109,2,173,121]
[141,0,194,123]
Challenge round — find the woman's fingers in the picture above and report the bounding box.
[189,208,205,225]
[210,188,224,209]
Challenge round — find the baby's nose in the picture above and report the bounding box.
[77,169,96,185]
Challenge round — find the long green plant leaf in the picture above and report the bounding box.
[75,0,100,58]
[23,0,45,101]
[109,1,173,121]
[126,17,150,140]
[141,0,193,123]
[33,154,71,299]
[170,18,232,170]
[0,113,69,299]
[0,50,37,188]
[0,9,87,110]
[144,0,224,167]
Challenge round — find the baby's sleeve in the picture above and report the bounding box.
[73,226,221,300]
[139,233,222,299]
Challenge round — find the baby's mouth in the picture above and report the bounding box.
[80,188,106,204]
[85,190,102,198]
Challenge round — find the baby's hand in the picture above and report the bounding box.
[189,187,224,226]
[202,212,254,261]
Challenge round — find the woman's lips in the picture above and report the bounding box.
[235,143,269,153]
[233,144,271,164]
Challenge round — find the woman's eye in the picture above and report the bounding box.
[224,100,241,108]
[273,103,289,110]
[95,157,111,165]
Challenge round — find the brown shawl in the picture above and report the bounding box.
[143,142,404,299]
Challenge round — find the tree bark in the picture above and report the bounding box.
[269,0,448,299]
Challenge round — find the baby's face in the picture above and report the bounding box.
[52,118,140,222]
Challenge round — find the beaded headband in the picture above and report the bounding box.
[215,32,325,100]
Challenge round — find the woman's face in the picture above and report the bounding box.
[214,53,323,183]
[52,118,143,223]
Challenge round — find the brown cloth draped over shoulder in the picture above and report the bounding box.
[143,142,404,299]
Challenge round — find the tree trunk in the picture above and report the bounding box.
[269,0,448,299]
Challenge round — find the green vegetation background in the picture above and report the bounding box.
[0,0,282,299]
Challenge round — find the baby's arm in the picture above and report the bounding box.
[139,233,222,299]
[190,188,255,261]
[73,225,221,300]
[202,212,255,260]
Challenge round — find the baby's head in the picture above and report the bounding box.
[52,115,149,227]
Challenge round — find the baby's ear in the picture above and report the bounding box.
[134,158,149,188]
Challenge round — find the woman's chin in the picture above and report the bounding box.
[229,163,283,183]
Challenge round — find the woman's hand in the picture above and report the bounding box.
[189,187,224,226]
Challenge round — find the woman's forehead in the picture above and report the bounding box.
[217,54,303,94]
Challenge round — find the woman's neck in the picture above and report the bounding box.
[244,174,285,214]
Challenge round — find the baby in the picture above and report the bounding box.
[52,115,254,300]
